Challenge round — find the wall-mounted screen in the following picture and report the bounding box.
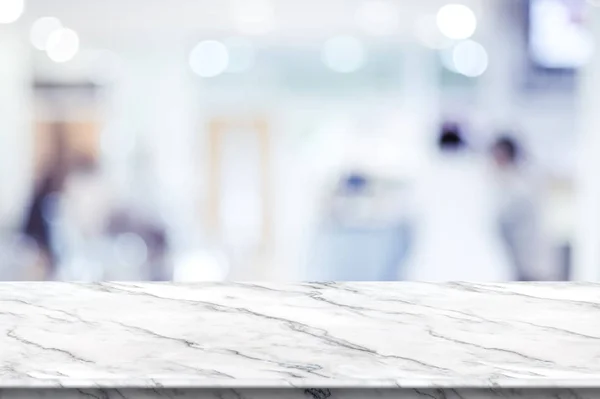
[528,0,593,69]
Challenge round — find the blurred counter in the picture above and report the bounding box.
[0,282,599,398]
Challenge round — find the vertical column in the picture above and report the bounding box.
[101,43,201,247]
[100,58,146,201]
[476,0,517,134]
[401,43,439,163]
[151,52,200,241]
[0,27,32,229]
[573,8,600,281]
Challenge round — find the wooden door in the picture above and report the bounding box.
[206,116,272,279]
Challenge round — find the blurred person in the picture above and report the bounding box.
[330,172,371,224]
[490,135,548,281]
[402,123,515,281]
[22,174,60,279]
[21,123,69,280]
[309,171,411,281]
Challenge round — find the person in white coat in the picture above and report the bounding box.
[491,135,551,281]
[403,124,515,281]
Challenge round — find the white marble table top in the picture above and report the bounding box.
[1,282,600,389]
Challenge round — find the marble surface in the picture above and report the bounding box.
[2,388,600,399]
[1,282,600,389]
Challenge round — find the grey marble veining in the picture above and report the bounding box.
[1,388,600,399]
[1,282,600,391]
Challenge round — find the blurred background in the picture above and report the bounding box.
[0,0,599,282]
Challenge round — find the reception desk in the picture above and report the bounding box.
[1,282,599,398]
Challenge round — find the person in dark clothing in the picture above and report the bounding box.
[22,123,69,279]
[22,173,62,278]
[438,123,467,152]
[23,177,55,254]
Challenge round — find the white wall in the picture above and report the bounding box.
[0,26,33,230]
[573,8,600,281]
[478,0,577,174]
[100,42,202,250]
